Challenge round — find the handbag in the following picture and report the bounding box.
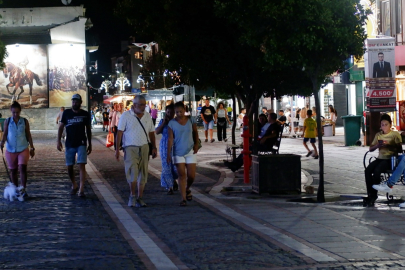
[134,115,153,156]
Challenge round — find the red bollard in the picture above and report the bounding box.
[241,115,251,184]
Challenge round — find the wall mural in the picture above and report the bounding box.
[48,44,87,107]
[0,44,48,109]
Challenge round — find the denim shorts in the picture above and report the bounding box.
[203,120,214,130]
[65,145,87,166]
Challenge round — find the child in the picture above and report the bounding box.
[303,109,318,159]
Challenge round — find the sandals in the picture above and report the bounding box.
[78,192,86,198]
[167,189,174,195]
[180,200,187,206]
[186,190,193,201]
[70,187,79,195]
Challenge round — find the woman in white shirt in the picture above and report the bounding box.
[214,102,232,142]
[327,105,337,136]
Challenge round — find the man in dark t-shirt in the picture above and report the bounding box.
[57,94,92,198]
[200,99,216,143]
[278,110,287,125]
[102,108,109,132]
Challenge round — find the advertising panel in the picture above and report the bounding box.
[48,44,87,107]
[364,38,396,111]
[0,44,48,109]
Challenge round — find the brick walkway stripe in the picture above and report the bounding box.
[86,160,179,270]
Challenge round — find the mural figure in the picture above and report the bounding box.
[2,62,43,104]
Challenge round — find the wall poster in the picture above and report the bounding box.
[364,37,396,111]
[48,44,87,107]
[0,44,48,109]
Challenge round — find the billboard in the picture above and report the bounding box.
[364,38,396,111]
[0,45,48,109]
[48,44,87,107]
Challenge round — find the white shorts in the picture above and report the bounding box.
[173,149,197,164]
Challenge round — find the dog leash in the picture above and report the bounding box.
[1,148,12,183]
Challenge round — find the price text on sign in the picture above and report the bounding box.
[371,90,394,98]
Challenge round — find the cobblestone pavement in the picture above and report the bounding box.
[2,128,405,269]
[0,132,146,269]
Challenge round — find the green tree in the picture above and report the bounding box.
[216,0,369,201]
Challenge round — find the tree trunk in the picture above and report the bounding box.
[311,76,325,203]
[231,93,237,160]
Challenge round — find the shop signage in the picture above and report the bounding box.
[364,37,396,111]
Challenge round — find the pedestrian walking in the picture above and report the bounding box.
[155,104,178,194]
[214,102,231,142]
[326,105,337,136]
[200,99,216,143]
[57,94,92,197]
[303,109,319,159]
[115,95,157,207]
[227,104,233,120]
[0,101,35,200]
[110,103,117,133]
[102,107,109,132]
[364,114,402,206]
[167,101,200,206]
[150,105,158,126]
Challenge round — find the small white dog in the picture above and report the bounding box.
[3,183,23,202]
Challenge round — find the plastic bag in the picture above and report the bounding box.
[106,132,114,148]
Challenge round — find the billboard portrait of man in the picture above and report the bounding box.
[372,52,392,78]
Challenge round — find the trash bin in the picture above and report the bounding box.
[323,125,333,137]
[341,115,362,146]
[251,154,301,194]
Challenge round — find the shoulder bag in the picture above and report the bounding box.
[134,115,153,156]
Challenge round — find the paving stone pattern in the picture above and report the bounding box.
[89,135,309,269]
[0,133,146,269]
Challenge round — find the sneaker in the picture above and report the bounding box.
[210,139,215,143]
[224,138,228,142]
[128,195,135,207]
[314,155,319,159]
[372,183,392,193]
[306,151,313,157]
[399,202,405,208]
[136,197,147,207]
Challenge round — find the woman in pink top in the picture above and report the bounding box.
[150,106,158,126]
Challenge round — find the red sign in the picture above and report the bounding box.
[370,90,395,98]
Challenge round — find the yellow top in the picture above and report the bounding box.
[304,118,317,138]
[371,130,402,159]
[227,107,232,112]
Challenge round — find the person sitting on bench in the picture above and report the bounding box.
[224,113,280,172]
[364,114,402,207]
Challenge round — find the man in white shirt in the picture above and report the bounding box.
[115,95,157,207]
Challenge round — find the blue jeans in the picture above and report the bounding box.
[387,155,405,186]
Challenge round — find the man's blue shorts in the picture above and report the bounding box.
[65,145,87,166]
[203,120,214,130]
[303,138,316,143]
